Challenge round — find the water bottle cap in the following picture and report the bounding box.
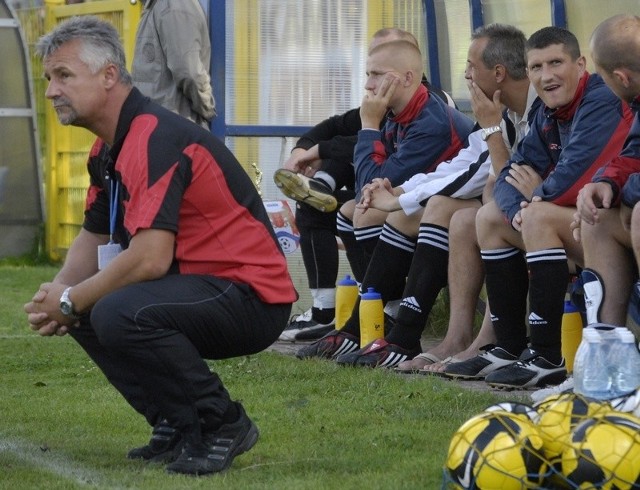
[619,330,636,343]
[592,323,616,332]
[563,300,580,313]
[338,274,358,286]
[582,328,601,342]
[361,287,381,300]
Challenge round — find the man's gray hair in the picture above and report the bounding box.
[36,15,132,85]
[471,23,528,81]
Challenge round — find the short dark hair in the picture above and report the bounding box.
[526,26,581,61]
[471,23,528,80]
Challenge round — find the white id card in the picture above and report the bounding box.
[98,243,123,270]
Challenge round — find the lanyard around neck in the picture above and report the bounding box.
[109,180,119,243]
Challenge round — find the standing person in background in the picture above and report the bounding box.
[132,0,215,128]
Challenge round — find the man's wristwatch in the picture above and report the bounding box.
[60,287,79,319]
[481,125,503,141]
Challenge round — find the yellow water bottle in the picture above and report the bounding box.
[561,300,583,373]
[359,287,384,347]
[335,275,358,330]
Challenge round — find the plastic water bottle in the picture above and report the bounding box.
[594,325,627,395]
[561,300,583,373]
[574,328,612,399]
[611,329,640,395]
[359,287,384,347]
[572,327,591,395]
[335,275,358,330]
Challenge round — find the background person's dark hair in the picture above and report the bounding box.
[526,26,581,61]
[471,23,528,81]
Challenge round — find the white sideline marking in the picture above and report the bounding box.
[0,436,105,486]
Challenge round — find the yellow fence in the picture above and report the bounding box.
[38,0,141,261]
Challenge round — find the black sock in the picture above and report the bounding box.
[388,224,449,348]
[337,212,368,282]
[354,225,383,271]
[362,223,416,302]
[526,249,569,364]
[482,247,529,356]
[312,306,335,324]
[340,224,416,337]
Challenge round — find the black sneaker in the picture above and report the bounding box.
[484,348,567,390]
[296,329,359,359]
[166,403,259,476]
[443,344,519,380]
[273,169,337,212]
[335,339,421,368]
[278,309,335,342]
[127,419,183,463]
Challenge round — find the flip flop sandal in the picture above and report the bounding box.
[393,352,442,374]
[419,356,462,377]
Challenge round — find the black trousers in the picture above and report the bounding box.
[296,158,355,290]
[70,274,290,442]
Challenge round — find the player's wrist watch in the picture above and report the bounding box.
[60,287,79,319]
[481,125,503,141]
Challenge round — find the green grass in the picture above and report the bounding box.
[1,265,510,489]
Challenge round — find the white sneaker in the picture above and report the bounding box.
[609,387,640,417]
[278,309,335,342]
[531,376,574,403]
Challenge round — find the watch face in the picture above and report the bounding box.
[60,302,71,315]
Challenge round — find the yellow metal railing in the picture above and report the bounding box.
[41,0,140,261]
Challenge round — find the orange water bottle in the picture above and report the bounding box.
[359,287,384,347]
[335,275,358,330]
[561,300,583,373]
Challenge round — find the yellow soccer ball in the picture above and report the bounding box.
[483,401,537,422]
[561,412,640,489]
[534,392,611,461]
[444,411,547,489]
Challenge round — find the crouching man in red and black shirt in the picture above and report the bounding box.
[24,16,297,476]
